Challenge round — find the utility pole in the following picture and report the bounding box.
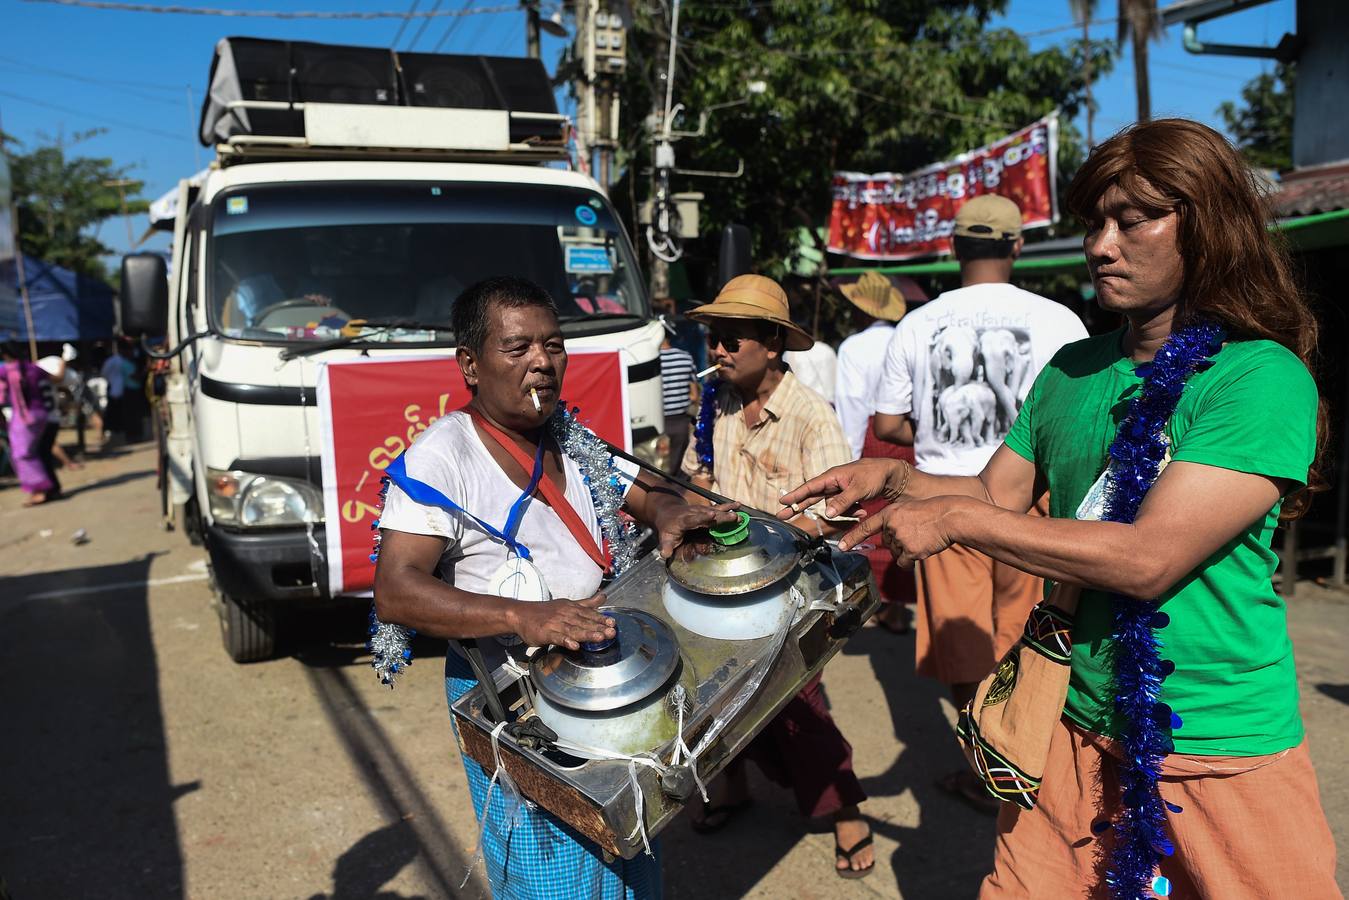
[570,1,626,189]
[1083,17,1094,148]
[526,0,567,59]
[103,178,138,249]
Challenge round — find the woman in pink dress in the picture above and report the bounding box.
[1,341,57,506]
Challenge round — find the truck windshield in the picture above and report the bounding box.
[209,181,646,343]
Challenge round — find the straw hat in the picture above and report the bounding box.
[686,274,814,351]
[837,271,911,321]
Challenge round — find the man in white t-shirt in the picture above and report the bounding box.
[374,276,736,898]
[784,338,838,402]
[873,195,1087,810]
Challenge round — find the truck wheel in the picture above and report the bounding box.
[212,575,277,663]
[178,497,205,547]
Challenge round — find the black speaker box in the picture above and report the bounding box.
[292,42,399,106]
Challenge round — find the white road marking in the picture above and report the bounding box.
[27,571,210,600]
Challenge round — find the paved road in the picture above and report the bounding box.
[3,442,1346,899]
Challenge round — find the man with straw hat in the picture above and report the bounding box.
[835,271,925,633]
[679,273,875,879]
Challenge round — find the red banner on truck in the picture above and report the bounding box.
[317,350,630,596]
[827,113,1058,261]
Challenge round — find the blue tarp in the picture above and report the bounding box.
[0,257,116,341]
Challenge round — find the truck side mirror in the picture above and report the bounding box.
[120,253,169,337]
[717,224,752,289]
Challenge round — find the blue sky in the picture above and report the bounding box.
[0,0,1295,261]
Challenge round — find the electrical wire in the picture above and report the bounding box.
[389,0,421,47]
[404,0,446,50]
[432,0,477,52]
[0,53,182,93]
[0,87,193,142]
[20,0,519,19]
[0,61,182,107]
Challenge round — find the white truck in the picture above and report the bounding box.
[120,38,666,662]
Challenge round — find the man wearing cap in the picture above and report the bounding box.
[873,195,1086,810]
[679,274,874,879]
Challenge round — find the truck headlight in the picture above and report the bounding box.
[208,468,323,528]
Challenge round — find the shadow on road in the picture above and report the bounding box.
[842,621,997,898]
[1317,683,1349,706]
[60,468,156,500]
[304,819,432,900]
[0,555,194,899]
[293,611,476,899]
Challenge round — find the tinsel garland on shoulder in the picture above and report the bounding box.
[365,404,639,686]
[1097,320,1225,900]
[692,378,719,471]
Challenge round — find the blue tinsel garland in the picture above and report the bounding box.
[366,405,638,686]
[693,378,718,470]
[1099,320,1225,900]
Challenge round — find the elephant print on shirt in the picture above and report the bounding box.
[927,325,1031,448]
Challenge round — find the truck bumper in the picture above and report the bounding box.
[204,524,330,603]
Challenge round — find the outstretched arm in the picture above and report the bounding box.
[837,461,1286,599]
[778,443,1041,520]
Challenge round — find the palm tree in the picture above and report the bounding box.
[1068,0,1098,145]
[1119,0,1162,121]
[1071,0,1162,126]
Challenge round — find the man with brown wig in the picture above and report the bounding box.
[781,119,1339,897]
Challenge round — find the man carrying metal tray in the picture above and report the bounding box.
[371,276,738,900]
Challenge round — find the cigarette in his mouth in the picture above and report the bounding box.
[530,388,542,413]
[696,363,722,379]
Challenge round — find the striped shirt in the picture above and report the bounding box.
[660,346,696,418]
[680,370,851,515]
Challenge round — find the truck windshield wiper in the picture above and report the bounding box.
[278,319,451,360]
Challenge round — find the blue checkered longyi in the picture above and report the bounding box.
[445,653,662,900]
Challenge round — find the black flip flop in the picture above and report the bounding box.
[835,832,875,880]
[690,798,752,835]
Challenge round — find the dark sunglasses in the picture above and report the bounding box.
[708,329,742,353]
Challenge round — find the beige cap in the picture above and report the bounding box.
[954,195,1023,240]
[686,274,814,351]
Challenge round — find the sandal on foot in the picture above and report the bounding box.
[936,770,1000,815]
[874,610,911,635]
[690,798,752,835]
[835,832,875,880]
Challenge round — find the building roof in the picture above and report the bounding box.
[1271,161,1349,218]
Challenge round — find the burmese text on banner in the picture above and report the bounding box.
[317,350,630,596]
[828,113,1058,261]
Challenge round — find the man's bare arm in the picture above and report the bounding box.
[839,461,1285,600]
[873,412,915,446]
[373,529,615,650]
[777,443,1040,521]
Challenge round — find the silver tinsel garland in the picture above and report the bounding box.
[367,405,638,686]
[550,403,639,576]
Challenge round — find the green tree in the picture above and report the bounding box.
[611,1,1112,280]
[2,130,148,281]
[1218,63,1295,172]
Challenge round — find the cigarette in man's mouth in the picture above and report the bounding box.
[530,388,542,413]
[696,363,722,379]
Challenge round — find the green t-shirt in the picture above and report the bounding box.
[1004,329,1318,756]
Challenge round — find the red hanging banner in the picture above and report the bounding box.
[827,113,1059,261]
[317,349,630,596]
